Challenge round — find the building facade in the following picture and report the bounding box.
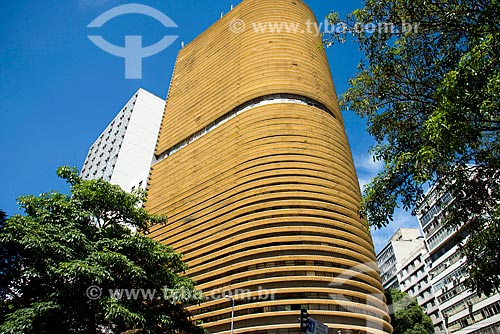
[397,245,443,331]
[81,88,165,192]
[377,228,443,331]
[145,1,391,333]
[417,187,500,334]
[377,228,425,291]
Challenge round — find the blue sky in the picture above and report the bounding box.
[0,0,419,252]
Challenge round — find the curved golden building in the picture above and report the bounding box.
[145,0,392,333]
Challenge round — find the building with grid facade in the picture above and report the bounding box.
[377,229,443,331]
[81,88,164,192]
[417,187,500,334]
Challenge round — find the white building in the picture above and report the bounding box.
[398,241,444,331]
[377,228,425,290]
[80,88,165,192]
[377,228,443,330]
[417,186,500,334]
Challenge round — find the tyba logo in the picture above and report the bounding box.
[87,4,178,79]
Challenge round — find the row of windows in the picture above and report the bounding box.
[439,284,468,304]
[379,255,396,273]
[196,259,374,289]
[200,301,380,325]
[421,297,437,311]
[447,301,500,332]
[81,99,136,179]
[376,247,394,264]
[420,192,452,228]
[180,205,362,257]
[194,292,375,317]
[433,266,467,293]
[194,233,368,270]
[203,261,373,294]
[429,250,463,279]
[423,211,448,239]
[192,247,363,279]
[414,287,434,305]
[85,154,118,168]
[471,322,500,334]
[428,225,458,251]
[187,218,365,276]
[429,231,467,264]
[380,265,397,283]
[443,292,488,319]
[386,280,400,291]
[404,276,430,297]
[399,254,423,278]
[156,93,335,162]
[400,266,427,291]
[420,202,443,228]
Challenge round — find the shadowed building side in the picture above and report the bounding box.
[145,0,392,333]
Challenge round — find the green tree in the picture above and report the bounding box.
[1,208,15,320]
[385,289,434,334]
[0,209,8,280]
[0,167,205,334]
[326,0,500,295]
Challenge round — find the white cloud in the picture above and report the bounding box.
[357,177,369,192]
[353,152,384,192]
[353,153,384,175]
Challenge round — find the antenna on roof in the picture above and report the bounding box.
[220,11,224,18]
[181,41,185,48]
[231,4,234,10]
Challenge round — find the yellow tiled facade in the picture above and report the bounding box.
[145,1,392,333]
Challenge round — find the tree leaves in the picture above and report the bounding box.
[0,167,204,334]
[325,0,500,295]
[385,289,434,334]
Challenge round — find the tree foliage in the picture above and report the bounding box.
[0,167,205,334]
[0,209,15,306]
[385,289,434,334]
[326,0,500,295]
